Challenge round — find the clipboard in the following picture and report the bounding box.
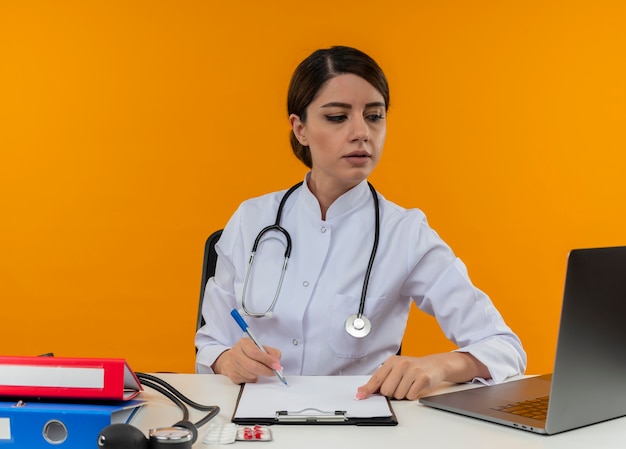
[231,376,398,426]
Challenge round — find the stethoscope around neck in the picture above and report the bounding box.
[240,181,380,338]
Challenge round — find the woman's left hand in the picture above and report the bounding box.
[355,352,490,401]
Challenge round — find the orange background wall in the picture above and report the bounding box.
[2,1,625,375]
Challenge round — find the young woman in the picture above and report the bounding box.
[195,46,526,400]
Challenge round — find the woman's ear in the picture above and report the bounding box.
[289,114,308,146]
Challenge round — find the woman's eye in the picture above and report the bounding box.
[367,114,385,123]
[325,114,347,123]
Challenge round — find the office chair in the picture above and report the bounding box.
[196,229,223,332]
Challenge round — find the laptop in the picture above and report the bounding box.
[419,246,626,435]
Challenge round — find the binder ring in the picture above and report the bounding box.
[43,420,68,444]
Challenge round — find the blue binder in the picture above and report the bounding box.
[0,399,144,448]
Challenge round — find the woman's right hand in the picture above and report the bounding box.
[211,338,283,384]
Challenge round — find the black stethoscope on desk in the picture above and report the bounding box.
[241,180,380,338]
[98,373,220,449]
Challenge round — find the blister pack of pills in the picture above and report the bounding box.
[203,423,238,445]
[203,423,272,444]
[236,425,272,441]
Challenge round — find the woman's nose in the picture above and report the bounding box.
[350,117,369,142]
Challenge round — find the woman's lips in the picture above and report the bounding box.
[344,152,371,165]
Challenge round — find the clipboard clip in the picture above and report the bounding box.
[276,408,348,423]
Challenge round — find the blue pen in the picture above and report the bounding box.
[230,309,288,386]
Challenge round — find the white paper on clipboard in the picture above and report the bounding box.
[233,375,393,420]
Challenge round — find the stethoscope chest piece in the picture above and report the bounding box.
[345,314,372,338]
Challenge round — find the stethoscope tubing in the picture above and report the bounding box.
[357,182,380,318]
[241,180,380,337]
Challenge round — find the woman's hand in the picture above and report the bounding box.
[356,352,490,401]
[211,338,283,384]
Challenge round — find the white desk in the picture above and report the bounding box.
[133,374,626,449]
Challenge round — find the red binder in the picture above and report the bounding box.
[0,355,143,401]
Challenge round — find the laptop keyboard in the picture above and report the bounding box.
[492,396,550,421]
